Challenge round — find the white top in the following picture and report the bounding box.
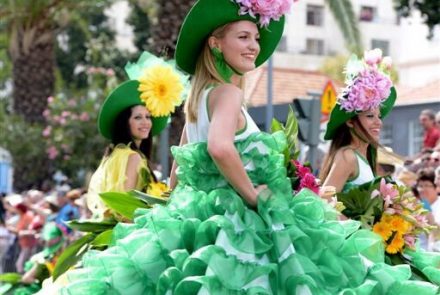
[431,198,440,225]
[186,87,259,144]
[345,151,375,188]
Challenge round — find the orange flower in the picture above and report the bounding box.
[373,221,392,241]
[386,233,405,254]
[389,215,410,234]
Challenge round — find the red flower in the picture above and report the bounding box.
[299,173,319,194]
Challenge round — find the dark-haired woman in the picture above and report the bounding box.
[85,50,186,218]
[320,49,396,194]
[86,105,157,219]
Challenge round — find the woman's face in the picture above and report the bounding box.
[417,180,437,200]
[129,105,152,141]
[356,108,383,142]
[214,20,260,73]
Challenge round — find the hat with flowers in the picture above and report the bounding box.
[175,0,296,75]
[324,49,397,140]
[98,51,190,140]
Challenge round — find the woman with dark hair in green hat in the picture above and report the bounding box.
[53,1,439,294]
[86,51,188,219]
[320,49,396,194]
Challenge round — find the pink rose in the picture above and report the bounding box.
[364,49,382,66]
[42,126,52,137]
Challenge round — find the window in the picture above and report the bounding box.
[276,36,287,52]
[380,124,393,146]
[359,6,376,22]
[371,39,390,55]
[305,39,324,55]
[306,5,324,26]
[408,120,424,155]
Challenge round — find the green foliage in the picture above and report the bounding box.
[67,219,117,233]
[336,185,383,229]
[127,2,152,51]
[0,273,21,284]
[325,0,363,55]
[395,0,440,39]
[100,191,150,220]
[52,233,96,280]
[271,106,300,167]
[130,190,168,206]
[55,3,134,91]
[0,103,50,189]
[42,70,117,186]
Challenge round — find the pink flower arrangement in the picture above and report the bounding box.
[291,160,319,194]
[338,49,393,113]
[370,178,433,251]
[233,0,295,27]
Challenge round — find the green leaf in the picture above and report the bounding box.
[270,118,284,133]
[100,191,150,220]
[337,185,382,224]
[0,273,21,284]
[90,229,113,247]
[67,219,117,233]
[129,190,168,206]
[52,233,96,280]
[284,107,299,162]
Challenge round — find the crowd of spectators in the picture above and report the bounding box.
[377,109,440,251]
[0,184,89,274]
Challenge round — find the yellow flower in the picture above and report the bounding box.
[147,181,169,197]
[138,65,184,117]
[386,233,405,254]
[389,215,410,234]
[373,221,392,241]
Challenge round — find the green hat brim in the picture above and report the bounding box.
[175,0,285,75]
[324,86,397,140]
[98,80,169,140]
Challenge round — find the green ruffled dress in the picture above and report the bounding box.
[59,130,439,294]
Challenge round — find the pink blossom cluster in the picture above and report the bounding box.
[291,160,319,194]
[233,0,295,27]
[339,69,392,112]
[371,178,431,248]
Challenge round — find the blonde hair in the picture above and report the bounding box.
[185,23,245,123]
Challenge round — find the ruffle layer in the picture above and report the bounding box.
[61,132,439,294]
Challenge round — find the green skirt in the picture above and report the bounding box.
[61,132,439,294]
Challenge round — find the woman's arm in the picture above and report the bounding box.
[207,84,263,207]
[124,153,142,191]
[321,149,357,195]
[169,125,188,190]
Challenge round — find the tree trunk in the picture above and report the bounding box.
[149,0,195,169]
[9,26,55,190]
[11,27,55,124]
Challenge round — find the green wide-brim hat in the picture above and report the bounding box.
[324,86,397,140]
[98,80,169,140]
[175,0,285,75]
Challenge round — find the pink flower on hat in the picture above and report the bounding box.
[338,49,393,112]
[234,0,294,27]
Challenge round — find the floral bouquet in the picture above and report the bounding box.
[370,179,432,254]
[336,177,439,282]
[271,107,320,194]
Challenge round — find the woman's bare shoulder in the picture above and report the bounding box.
[334,147,357,165]
[210,84,243,100]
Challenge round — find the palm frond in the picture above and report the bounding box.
[325,0,363,55]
